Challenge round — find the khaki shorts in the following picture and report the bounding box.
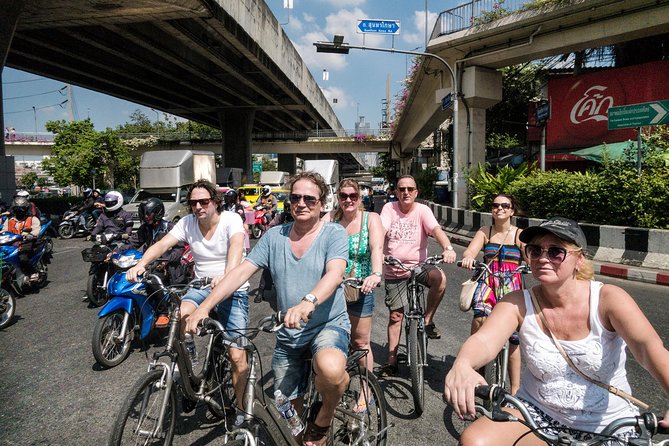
[383,265,435,311]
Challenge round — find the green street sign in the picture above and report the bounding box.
[608,100,669,130]
[252,162,262,173]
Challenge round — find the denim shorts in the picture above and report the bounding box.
[384,265,433,311]
[347,291,375,318]
[272,325,350,400]
[182,287,249,348]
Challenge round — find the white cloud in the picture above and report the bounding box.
[402,10,439,46]
[321,0,366,6]
[319,85,353,111]
[286,14,303,32]
[302,12,316,23]
[295,31,348,71]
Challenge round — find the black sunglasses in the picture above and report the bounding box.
[492,202,512,209]
[188,198,212,207]
[289,194,319,207]
[525,244,580,263]
[338,192,359,201]
[398,186,416,192]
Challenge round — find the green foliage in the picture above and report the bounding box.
[370,152,399,183]
[468,162,530,209]
[414,166,438,201]
[19,172,38,189]
[42,119,137,190]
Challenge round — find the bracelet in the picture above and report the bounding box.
[372,272,382,277]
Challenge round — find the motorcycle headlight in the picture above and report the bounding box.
[112,254,140,269]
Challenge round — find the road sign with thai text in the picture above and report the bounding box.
[608,100,669,130]
[252,161,262,173]
[357,19,400,35]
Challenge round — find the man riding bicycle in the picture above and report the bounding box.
[376,175,457,377]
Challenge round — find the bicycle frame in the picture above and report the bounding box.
[405,272,427,368]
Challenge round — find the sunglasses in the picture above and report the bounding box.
[289,194,319,207]
[525,244,580,263]
[398,186,416,192]
[338,192,359,201]
[188,198,212,207]
[492,202,512,210]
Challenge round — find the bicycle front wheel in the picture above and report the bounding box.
[331,367,388,446]
[408,318,425,416]
[483,346,509,392]
[109,369,176,446]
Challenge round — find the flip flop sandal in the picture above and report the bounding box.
[353,397,375,414]
[303,421,330,446]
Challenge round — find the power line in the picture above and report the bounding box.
[3,100,69,115]
[2,77,47,85]
[2,86,67,100]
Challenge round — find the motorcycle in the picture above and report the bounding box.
[0,286,15,329]
[92,251,177,368]
[38,215,58,254]
[250,203,272,239]
[81,233,128,308]
[0,230,51,295]
[58,206,95,239]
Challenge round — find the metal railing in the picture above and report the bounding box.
[431,0,525,38]
[117,129,392,143]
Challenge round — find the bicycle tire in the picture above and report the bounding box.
[206,344,236,420]
[330,368,388,446]
[248,397,296,446]
[408,318,425,416]
[109,369,176,446]
[483,349,510,392]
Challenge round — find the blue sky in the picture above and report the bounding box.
[2,0,460,134]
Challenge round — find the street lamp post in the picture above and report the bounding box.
[314,35,461,207]
[32,106,37,134]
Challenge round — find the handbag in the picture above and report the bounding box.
[459,273,482,312]
[529,288,651,410]
[343,213,365,304]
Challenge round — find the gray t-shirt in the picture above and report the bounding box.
[246,222,351,348]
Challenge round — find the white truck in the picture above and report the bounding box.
[303,159,339,212]
[259,171,290,188]
[123,150,216,226]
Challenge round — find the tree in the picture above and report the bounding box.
[42,119,137,189]
[19,171,38,189]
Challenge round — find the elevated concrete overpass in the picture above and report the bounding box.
[392,0,669,206]
[0,0,342,183]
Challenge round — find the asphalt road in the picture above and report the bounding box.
[1,236,668,445]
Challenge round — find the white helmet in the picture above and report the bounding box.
[16,190,30,198]
[103,191,124,212]
[261,185,272,197]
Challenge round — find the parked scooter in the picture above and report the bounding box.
[81,233,128,307]
[0,230,51,295]
[250,203,272,239]
[92,252,182,368]
[58,206,95,239]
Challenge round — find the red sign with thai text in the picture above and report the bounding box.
[546,60,669,149]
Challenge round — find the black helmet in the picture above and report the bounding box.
[83,188,93,198]
[11,196,30,218]
[224,189,238,204]
[138,197,165,224]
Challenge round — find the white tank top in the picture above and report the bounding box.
[515,281,639,432]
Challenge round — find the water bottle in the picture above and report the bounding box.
[184,333,198,367]
[274,390,304,436]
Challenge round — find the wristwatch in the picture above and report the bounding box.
[445,245,454,251]
[372,272,382,277]
[302,293,319,307]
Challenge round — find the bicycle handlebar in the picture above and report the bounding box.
[197,311,284,343]
[457,260,531,276]
[474,385,669,444]
[342,277,381,288]
[383,254,443,271]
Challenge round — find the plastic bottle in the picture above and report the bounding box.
[274,390,304,436]
[184,333,198,367]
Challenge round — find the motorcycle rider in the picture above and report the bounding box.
[15,190,42,219]
[223,189,245,219]
[2,195,41,292]
[259,185,277,217]
[89,191,133,238]
[117,197,186,286]
[77,188,97,229]
[91,189,104,220]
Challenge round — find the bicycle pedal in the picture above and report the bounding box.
[397,353,407,364]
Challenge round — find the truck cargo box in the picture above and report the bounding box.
[139,150,215,188]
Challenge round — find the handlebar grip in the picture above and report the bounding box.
[456,261,464,267]
[474,385,492,400]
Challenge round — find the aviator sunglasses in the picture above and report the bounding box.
[524,244,581,263]
[338,192,359,201]
[398,186,416,192]
[188,198,212,207]
[289,193,319,207]
[492,202,512,209]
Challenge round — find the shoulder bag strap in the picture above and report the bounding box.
[529,288,650,410]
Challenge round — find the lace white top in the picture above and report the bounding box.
[515,281,639,432]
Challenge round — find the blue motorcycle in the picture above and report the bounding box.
[92,250,174,368]
[0,231,51,295]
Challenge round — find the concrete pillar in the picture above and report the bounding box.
[0,1,22,201]
[218,108,256,182]
[277,153,296,174]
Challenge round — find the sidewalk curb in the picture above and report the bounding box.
[446,231,669,287]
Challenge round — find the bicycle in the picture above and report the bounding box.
[383,254,444,416]
[457,260,530,392]
[473,384,669,445]
[219,310,390,446]
[108,274,236,445]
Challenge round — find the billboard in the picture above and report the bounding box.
[546,60,669,149]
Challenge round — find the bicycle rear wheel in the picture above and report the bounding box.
[109,369,176,446]
[408,318,425,416]
[330,367,388,446]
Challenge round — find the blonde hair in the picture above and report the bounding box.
[333,178,363,221]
